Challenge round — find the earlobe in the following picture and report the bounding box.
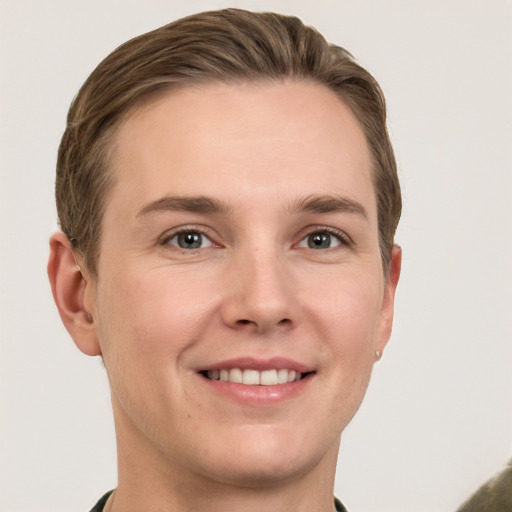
[47,232,102,356]
[375,244,402,359]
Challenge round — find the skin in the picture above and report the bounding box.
[48,80,401,512]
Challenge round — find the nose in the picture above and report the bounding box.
[220,247,298,334]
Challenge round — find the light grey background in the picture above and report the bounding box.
[1,1,511,511]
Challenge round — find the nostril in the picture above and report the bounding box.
[233,318,291,329]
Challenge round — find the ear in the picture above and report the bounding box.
[47,232,101,356]
[375,244,402,358]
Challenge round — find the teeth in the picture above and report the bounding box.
[208,369,220,380]
[243,369,260,385]
[260,369,278,385]
[229,368,243,384]
[206,368,303,385]
[276,368,288,384]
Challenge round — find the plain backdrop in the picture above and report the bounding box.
[1,1,511,511]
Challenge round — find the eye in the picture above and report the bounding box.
[165,230,213,250]
[297,230,345,250]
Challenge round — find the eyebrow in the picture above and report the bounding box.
[289,194,368,220]
[136,193,368,220]
[136,195,231,217]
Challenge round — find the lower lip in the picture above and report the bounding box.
[200,374,314,405]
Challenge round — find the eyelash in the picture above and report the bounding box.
[159,226,217,250]
[158,226,352,251]
[297,226,352,250]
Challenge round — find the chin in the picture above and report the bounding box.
[192,426,337,489]
[205,456,314,489]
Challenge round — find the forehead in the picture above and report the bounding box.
[109,80,374,217]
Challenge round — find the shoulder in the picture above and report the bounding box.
[456,459,512,512]
[335,496,349,512]
[89,490,113,512]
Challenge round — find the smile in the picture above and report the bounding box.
[206,368,302,385]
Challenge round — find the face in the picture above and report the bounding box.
[84,81,400,488]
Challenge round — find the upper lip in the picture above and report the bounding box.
[198,357,314,374]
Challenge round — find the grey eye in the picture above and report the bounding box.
[298,232,341,250]
[168,231,213,250]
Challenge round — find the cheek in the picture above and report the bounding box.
[311,268,383,344]
[93,269,215,425]
[308,269,383,408]
[315,282,381,422]
[95,267,218,361]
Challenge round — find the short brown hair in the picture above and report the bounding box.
[56,8,401,275]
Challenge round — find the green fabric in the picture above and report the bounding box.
[90,491,113,512]
[334,496,348,511]
[455,459,512,512]
[90,490,348,511]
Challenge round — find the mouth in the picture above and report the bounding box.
[197,358,315,404]
[201,368,310,386]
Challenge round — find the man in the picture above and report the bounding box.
[48,9,401,512]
